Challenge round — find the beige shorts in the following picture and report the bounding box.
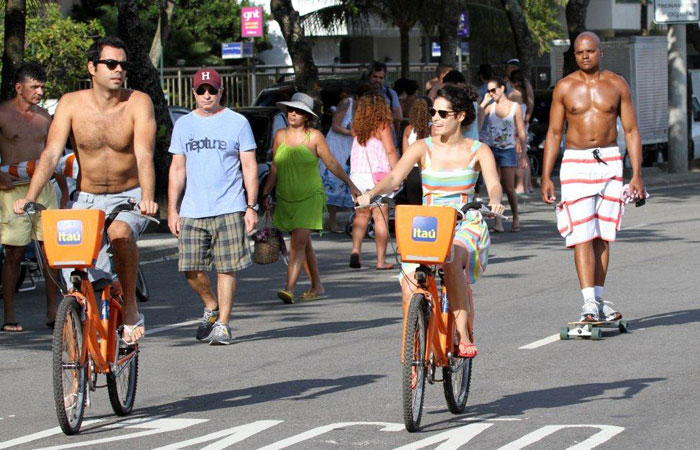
[0,182,58,246]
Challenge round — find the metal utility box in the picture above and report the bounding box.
[550,36,668,146]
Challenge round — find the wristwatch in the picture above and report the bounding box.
[246,203,259,212]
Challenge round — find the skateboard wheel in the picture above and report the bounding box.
[591,328,602,340]
[619,320,629,333]
[559,327,570,340]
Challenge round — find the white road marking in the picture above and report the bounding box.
[496,424,624,450]
[519,334,560,350]
[394,423,493,449]
[152,420,282,450]
[257,422,404,450]
[148,319,200,335]
[0,420,103,449]
[33,418,206,450]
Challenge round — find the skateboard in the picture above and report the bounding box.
[560,319,629,340]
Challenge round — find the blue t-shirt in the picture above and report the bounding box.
[169,109,256,218]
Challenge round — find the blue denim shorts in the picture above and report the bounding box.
[492,147,517,167]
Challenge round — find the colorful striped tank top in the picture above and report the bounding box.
[421,137,481,208]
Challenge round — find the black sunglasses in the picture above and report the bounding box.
[97,59,130,71]
[195,86,219,96]
[487,87,498,94]
[286,106,306,115]
[429,108,456,119]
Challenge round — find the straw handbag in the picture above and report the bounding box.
[252,211,281,264]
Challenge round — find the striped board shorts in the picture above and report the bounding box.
[555,147,624,248]
[178,212,252,273]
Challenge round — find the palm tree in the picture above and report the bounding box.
[563,0,590,76]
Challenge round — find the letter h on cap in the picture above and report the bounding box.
[202,71,210,81]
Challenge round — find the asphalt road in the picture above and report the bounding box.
[1,175,699,449]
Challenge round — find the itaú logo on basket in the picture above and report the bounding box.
[56,220,83,245]
[411,216,438,242]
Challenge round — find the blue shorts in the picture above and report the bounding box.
[492,147,517,168]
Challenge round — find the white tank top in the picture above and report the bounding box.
[486,102,517,149]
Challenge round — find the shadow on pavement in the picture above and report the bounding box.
[630,309,700,329]
[421,377,665,432]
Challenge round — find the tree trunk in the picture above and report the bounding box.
[640,0,648,36]
[499,0,536,78]
[437,0,460,67]
[117,0,173,206]
[399,24,410,78]
[1,0,26,101]
[563,0,590,77]
[271,0,319,98]
[149,0,175,68]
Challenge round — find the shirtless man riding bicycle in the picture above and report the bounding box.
[14,36,158,344]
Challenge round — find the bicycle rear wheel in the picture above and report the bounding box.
[402,293,427,432]
[52,295,87,435]
[107,321,139,415]
[135,266,149,302]
[443,354,473,414]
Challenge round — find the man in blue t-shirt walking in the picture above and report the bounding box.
[167,68,259,345]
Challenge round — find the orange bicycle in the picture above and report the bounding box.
[23,201,157,435]
[371,199,502,432]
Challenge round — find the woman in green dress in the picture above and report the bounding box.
[262,93,361,304]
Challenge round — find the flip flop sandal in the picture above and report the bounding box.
[488,227,504,233]
[123,313,145,345]
[457,341,478,358]
[277,289,296,304]
[376,265,394,270]
[299,292,327,302]
[349,253,361,269]
[1,322,23,332]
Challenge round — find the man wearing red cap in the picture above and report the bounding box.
[14,36,158,344]
[168,67,259,345]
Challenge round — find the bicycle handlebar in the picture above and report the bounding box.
[354,195,396,210]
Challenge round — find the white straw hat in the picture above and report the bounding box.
[276,92,318,118]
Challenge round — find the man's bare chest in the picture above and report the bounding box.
[72,108,133,152]
[0,113,48,146]
[565,83,620,116]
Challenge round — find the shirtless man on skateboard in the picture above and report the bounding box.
[541,31,645,322]
[15,36,158,343]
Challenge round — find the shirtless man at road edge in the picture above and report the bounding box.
[14,36,158,343]
[541,31,645,321]
[0,63,62,332]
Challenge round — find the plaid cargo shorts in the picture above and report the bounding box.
[178,212,252,273]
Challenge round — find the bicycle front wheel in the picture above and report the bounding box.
[402,293,427,432]
[107,326,139,415]
[443,355,473,414]
[52,295,87,435]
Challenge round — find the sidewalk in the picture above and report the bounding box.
[138,166,700,263]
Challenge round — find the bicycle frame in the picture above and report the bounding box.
[401,266,456,370]
[68,275,133,377]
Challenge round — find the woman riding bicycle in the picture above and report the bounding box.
[357,85,505,358]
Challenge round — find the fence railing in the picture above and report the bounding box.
[77,63,553,109]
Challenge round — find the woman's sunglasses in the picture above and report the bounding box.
[487,88,498,94]
[287,107,306,115]
[195,86,219,96]
[97,59,130,71]
[429,108,456,119]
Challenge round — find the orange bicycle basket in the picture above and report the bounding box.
[395,205,457,264]
[41,209,105,269]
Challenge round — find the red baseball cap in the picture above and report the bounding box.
[193,68,222,90]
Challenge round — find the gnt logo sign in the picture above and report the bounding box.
[412,216,438,242]
[57,220,83,245]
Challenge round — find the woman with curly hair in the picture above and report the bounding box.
[356,85,505,357]
[400,97,431,205]
[349,92,399,270]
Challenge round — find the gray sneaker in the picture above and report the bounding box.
[209,322,233,346]
[596,297,621,321]
[196,308,219,341]
[580,298,599,322]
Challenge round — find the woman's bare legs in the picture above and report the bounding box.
[372,204,392,269]
[350,208,370,266]
[494,166,519,231]
[302,237,324,295]
[286,228,312,294]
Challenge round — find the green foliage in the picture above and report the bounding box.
[0,4,104,99]
[72,0,272,67]
[520,0,565,55]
